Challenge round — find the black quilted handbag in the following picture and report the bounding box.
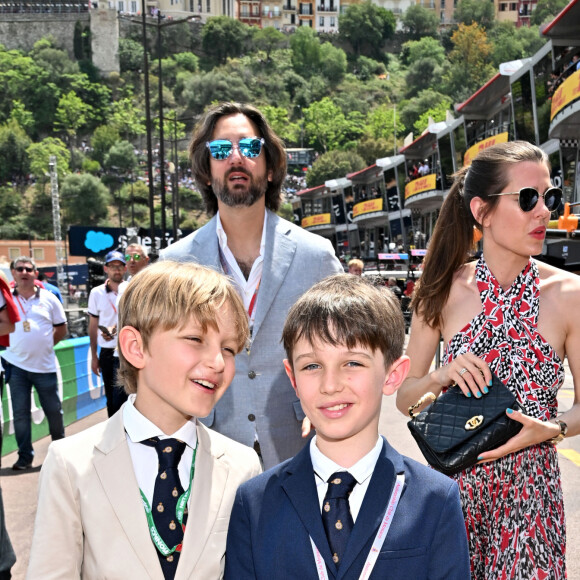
[407,374,523,476]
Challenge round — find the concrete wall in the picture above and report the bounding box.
[90,1,120,74]
[0,13,88,58]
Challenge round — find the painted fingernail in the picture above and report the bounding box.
[475,391,482,398]
[483,386,489,394]
[507,408,514,414]
[466,391,472,398]
[488,379,493,386]
[477,456,484,461]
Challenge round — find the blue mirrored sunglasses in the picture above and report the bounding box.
[206,138,265,161]
[489,186,562,212]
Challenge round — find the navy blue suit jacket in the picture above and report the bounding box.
[225,438,471,579]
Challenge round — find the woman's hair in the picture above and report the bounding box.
[188,102,287,216]
[282,274,405,369]
[117,260,249,394]
[413,140,549,329]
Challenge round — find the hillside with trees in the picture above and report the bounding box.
[0,0,562,240]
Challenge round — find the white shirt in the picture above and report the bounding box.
[123,394,198,507]
[310,435,383,522]
[216,211,267,327]
[2,287,66,373]
[88,280,127,349]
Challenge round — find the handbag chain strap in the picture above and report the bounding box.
[408,392,437,418]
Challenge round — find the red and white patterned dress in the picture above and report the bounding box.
[443,257,566,580]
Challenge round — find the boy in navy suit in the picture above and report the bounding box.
[225,274,470,579]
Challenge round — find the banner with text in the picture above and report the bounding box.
[404,174,437,200]
[463,132,509,166]
[353,198,383,218]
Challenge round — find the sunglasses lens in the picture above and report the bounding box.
[544,188,562,211]
[208,140,233,160]
[518,188,539,212]
[239,138,263,158]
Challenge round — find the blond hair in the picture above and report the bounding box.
[117,261,248,393]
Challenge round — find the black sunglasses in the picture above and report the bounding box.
[489,187,562,212]
[206,138,265,161]
[15,266,35,273]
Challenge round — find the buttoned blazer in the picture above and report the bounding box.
[27,409,262,580]
[161,210,343,469]
[225,438,471,580]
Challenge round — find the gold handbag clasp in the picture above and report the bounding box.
[465,415,484,430]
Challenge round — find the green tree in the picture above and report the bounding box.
[305,150,366,187]
[26,137,70,182]
[339,1,396,58]
[290,27,321,78]
[60,173,111,225]
[0,186,27,239]
[110,97,146,140]
[91,125,121,165]
[253,27,287,61]
[530,0,568,25]
[320,42,347,85]
[8,100,35,135]
[173,52,199,72]
[352,56,387,81]
[181,70,252,113]
[103,140,138,175]
[54,90,91,144]
[27,187,54,238]
[201,17,250,66]
[405,57,444,98]
[454,0,496,29]
[119,38,145,73]
[399,89,449,135]
[401,37,446,67]
[490,21,546,67]
[0,119,31,184]
[366,104,405,141]
[355,135,393,165]
[413,98,453,133]
[401,5,440,40]
[304,98,348,152]
[262,105,300,144]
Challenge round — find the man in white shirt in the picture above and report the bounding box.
[1,256,67,470]
[88,251,128,417]
[162,102,344,469]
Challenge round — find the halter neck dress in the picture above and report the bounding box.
[443,256,566,579]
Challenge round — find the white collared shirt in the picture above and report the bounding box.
[310,436,383,522]
[123,394,198,506]
[216,210,267,324]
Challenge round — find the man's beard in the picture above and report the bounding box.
[212,168,268,208]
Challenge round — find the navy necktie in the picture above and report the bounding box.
[141,437,188,580]
[322,471,357,567]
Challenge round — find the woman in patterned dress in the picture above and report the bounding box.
[396,141,580,579]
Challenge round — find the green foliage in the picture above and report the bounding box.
[27,187,54,238]
[178,186,204,212]
[366,104,405,141]
[91,125,121,165]
[352,56,387,81]
[401,37,446,67]
[320,43,347,85]
[0,187,28,239]
[355,135,393,165]
[405,57,444,98]
[253,27,287,61]
[262,105,300,145]
[399,89,449,135]
[290,27,321,78]
[489,22,546,67]
[55,91,91,140]
[173,52,199,73]
[305,150,366,188]
[401,5,440,40]
[530,0,568,25]
[0,120,31,184]
[277,202,294,222]
[304,98,352,152]
[109,97,146,140]
[181,70,252,113]
[413,98,453,134]
[119,38,145,73]
[60,173,111,225]
[26,137,70,182]
[339,1,396,59]
[82,158,101,174]
[8,100,35,135]
[202,17,250,67]
[104,140,138,174]
[454,0,496,29]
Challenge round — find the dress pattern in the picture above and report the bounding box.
[443,257,566,580]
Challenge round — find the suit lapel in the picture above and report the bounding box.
[337,440,398,579]
[252,212,297,339]
[281,446,338,578]
[93,412,162,579]
[175,424,229,579]
[189,216,222,272]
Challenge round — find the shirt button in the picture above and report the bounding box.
[248,414,256,421]
[248,370,256,379]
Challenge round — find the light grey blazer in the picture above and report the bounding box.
[161,210,343,468]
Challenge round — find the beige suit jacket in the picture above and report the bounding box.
[26,410,262,579]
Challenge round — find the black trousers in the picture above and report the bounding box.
[99,348,128,417]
